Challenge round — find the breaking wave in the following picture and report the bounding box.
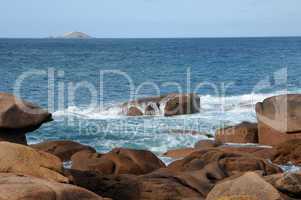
[53,90,290,120]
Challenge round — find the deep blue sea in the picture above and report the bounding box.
[1,37,301,158]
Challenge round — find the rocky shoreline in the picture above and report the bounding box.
[0,92,301,200]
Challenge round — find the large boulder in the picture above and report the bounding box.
[0,142,68,183]
[0,173,108,200]
[139,169,209,200]
[71,148,165,175]
[271,139,301,166]
[206,172,282,200]
[0,93,52,145]
[215,122,258,144]
[65,169,141,200]
[167,148,281,176]
[121,93,200,117]
[31,140,96,161]
[256,94,301,146]
[66,169,209,200]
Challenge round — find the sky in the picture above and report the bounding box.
[0,0,301,38]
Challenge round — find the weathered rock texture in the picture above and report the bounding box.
[256,94,301,146]
[0,173,108,200]
[31,140,96,161]
[0,142,68,183]
[0,93,52,144]
[206,172,282,200]
[215,122,258,144]
[71,148,165,175]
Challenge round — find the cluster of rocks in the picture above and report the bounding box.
[1,92,301,200]
[121,93,200,116]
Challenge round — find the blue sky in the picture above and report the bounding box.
[0,0,301,38]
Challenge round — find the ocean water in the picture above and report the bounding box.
[1,37,301,155]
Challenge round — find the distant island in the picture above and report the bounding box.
[49,32,92,39]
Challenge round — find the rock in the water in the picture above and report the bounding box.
[31,140,96,161]
[144,102,160,115]
[271,139,301,166]
[71,148,165,175]
[163,93,200,116]
[0,93,52,144]
[256,94,301,146]
[0,142,68,183]
[125,106,143,116]
[121,93,200,116]
[168,148,281,176]
[215,122,258,144]
[206,172,282,200]
[0,173,107,200]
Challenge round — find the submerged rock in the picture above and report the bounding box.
[256,94,301,146]
[31,140,96,161]
[215,122,258,144]
[0,93,52,144]
[0,173,107,200]
[71,148,165,175]
[0,142,68,183]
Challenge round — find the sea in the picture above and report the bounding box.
[1,37,301,159]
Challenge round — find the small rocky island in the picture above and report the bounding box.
[51,32,92,39]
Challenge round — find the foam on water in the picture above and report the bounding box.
[53,90,290,122]
[47,90,298,154]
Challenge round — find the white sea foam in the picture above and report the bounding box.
[53,90,292,121]
[53,105,124,119]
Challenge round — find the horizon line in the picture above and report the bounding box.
[1,35,301,40]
